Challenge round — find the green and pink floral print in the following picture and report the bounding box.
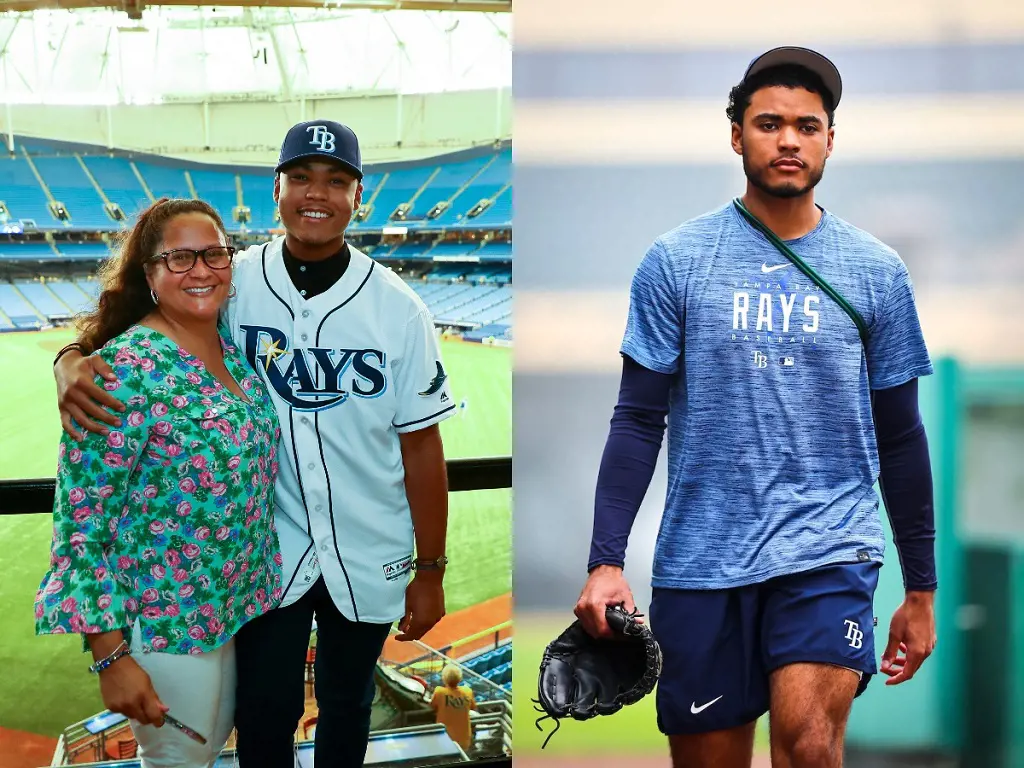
[35,325,285,655]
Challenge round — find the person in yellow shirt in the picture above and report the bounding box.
[430,665,476,752]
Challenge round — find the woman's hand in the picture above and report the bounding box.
[98,655,169,727]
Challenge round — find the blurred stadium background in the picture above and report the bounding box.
[0,1,512,766]
[513,1,1023,767]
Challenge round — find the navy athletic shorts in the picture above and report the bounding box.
[649,561,880,735]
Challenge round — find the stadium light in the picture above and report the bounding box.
[427,201,450,219]
[103,203,126,222]
[48,202,70,222]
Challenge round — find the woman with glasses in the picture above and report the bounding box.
[34,198,284,768]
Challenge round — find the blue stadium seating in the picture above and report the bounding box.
[2,138,512,333]
[238,174,277,231]
[409,155,492,222]
[0,283,45,328]
[33,157,111,229]
[424,263,474,281]
[82,156,151,220]
[435,286,506,325]
[0,242,58,260]
[191,170,239,230]
[76,279,100,299]
[58,242,112,259]
[418,642,512,702]
[477,241,512,261]
[420,284,478,313]
[0,157,54,224]
[469,186,511,229]
[133,161,191,201]
[48,281,94,313]
[389,241,434,260]
[360,166,436,229]
[427,242,482,260]
[4,142,511,239]
[431,149,510,227]
[16,281,73,320]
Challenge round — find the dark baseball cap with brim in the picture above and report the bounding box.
[742,46,842,109]
[275,119,363,179]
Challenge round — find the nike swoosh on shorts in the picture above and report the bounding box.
[690,695,724,714]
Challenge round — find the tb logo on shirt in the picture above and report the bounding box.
[240,324,387,411]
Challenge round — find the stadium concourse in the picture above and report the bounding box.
[0,137,512,343]
[0,137,513,767]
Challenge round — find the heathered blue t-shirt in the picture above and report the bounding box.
[622,202,933,590]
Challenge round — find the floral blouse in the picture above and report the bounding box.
[34,325,284,655]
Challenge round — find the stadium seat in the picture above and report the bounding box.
[190,170,242,232]
[82,156,152,221]
[48,281,94,313]
[16,281,73,321]
[0,157,55,224]
[32,157,110,229]
[133,161,192,202]
[0,242,59,260]
[361,166,437,229]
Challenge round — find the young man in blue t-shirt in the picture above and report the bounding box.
[574,47,938,768]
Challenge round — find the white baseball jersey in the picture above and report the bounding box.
[222,237,456,623]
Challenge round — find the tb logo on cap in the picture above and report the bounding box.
[307,125,336,152]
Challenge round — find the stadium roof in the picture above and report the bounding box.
[0,0,510,15]
[0,5,510,104]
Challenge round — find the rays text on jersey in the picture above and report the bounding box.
[241,324,387,411]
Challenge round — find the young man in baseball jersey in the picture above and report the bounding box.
[573,48,938,767]
[54,120,456,767]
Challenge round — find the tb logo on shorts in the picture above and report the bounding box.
[307,125,336,152]
[843,619,864,649]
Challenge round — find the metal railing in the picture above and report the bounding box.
[0,455,512,515]
[380,630,511,704]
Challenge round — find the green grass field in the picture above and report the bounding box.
[0,329,511,737]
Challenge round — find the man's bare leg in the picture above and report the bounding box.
[668,720,757,768]
[769,663,858,768]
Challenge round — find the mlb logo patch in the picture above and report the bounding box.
[383,555,413,582]
[779,357,795,367]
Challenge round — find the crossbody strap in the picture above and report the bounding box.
[732,198,869,347]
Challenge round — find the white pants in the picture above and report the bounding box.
[127,625,236,768]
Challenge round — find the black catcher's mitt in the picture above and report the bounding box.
[533,605,662,747]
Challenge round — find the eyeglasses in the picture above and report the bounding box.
[154,246,236,273]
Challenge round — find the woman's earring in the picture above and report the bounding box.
[228,282,237,299]
[150,289,159,305]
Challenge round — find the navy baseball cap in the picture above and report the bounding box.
[742,46,842,109]
[275,119,363,179]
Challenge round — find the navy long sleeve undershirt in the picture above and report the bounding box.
[587,356,938,592]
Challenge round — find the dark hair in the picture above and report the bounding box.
[77,198,228,353]
[726,64,836,128]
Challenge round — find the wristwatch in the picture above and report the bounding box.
[414,555,448,571]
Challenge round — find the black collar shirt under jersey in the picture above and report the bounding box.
[282,241,351,300]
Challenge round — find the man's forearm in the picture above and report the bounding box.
[400,425,449,562]
[587,356,672,571]
[873,379,937,592]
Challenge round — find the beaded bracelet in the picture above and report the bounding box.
[88,641,131,674]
